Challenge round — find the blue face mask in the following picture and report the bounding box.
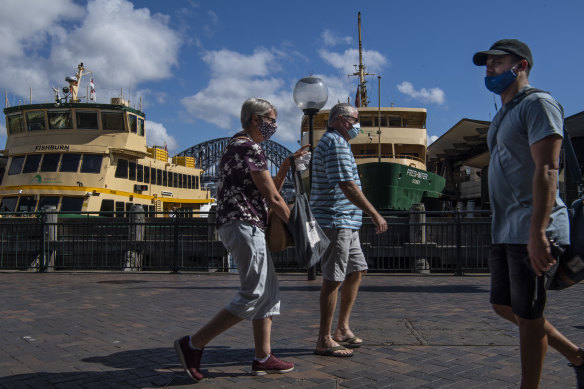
[347,123,361,139]
[484,65,519,95]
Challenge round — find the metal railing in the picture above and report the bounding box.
[0,209,492,274]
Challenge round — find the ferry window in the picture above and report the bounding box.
[173,172,178,188]
[156,169,162,186]
[195,175,199,189]
[23,155,42,173]
[48,111,73,130]
[26,111,46,131]
[0,197,18,212]
[144,166,150,183]
[163,170,168,187]
[81,155,102,173]
[148,205,155,217]
[18,196,37,212]
[136,164,143,182]
[188,175,192,189]
[8,156,25,175]
[150,168,157,185]
[181,174,186,189]
[129,115,137,133]
[115,201,125,217]
[102,112,125,132]
[38,196,60,210]
[137,118,144,136]
[374,116,387,127]
[168,171,173,187]
[129,161,136,181]
[60,197,83,212]
[115,159,128,178]
[40,154,61,172]
[76,111,99,130]
[99,199,114,217]
[60,154,81,172]
[7,114,24,134]
[360,116,373,127]
[388,116,402,127]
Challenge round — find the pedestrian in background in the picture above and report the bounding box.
[174,97,308,381]
[311,103,387,357]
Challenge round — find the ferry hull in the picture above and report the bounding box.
[358,162,445,210]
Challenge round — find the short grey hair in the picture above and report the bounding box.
[328,103,356,126]
[240,97,277,129]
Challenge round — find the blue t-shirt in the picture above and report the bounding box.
[310,129,362,229]
[487,86,569,245]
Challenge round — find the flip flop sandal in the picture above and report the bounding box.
[313,345,353,357]
[333,336,363,348]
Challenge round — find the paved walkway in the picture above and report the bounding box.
[0,271,582,388]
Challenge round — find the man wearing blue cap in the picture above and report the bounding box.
[473,39,584,388]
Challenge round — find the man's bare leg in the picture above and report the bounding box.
[315,279,352,356]
[334,270,365,344]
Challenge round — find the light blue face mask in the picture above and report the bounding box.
[484,64,520,95]
[347,123,361,139]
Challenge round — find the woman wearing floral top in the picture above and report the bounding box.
[174,97,308,380]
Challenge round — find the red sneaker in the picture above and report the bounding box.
[174,336,204,382]
[251,354,294,376]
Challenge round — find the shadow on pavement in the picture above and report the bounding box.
[0,346,306,388]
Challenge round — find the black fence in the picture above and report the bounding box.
[0,209,492,274]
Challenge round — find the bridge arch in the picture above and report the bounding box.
[177,138,296,193]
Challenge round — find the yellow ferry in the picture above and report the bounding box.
[1,63,213,216]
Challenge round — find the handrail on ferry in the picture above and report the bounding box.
[353,153,425,164]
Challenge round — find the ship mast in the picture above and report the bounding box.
[351,12,372,108]
[66,63,92,103]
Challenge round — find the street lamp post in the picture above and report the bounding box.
[293,76,328,281]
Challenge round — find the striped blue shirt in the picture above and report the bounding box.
[310,129,362,229]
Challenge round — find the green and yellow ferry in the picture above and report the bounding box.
[1,63,213,216]
[300,13,445,210]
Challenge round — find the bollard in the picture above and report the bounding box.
[410,203,430,273]
[125,204,145,271]
[38,206,58,272]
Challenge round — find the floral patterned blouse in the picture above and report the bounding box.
[216,131,269,230]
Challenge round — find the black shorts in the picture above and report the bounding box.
[489,244,546,320]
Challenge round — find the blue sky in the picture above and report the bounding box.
[1,0,583,155]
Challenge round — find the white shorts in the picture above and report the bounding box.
[218,221,280,320]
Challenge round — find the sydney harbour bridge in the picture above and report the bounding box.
[176,138,296,197]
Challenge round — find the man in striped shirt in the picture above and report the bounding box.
[312,103,387,357]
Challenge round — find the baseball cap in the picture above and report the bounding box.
[473,39,533,67]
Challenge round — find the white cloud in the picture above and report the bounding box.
[321,29,353,46]
[203,10,219,36]
[318,48,388,77]
[397,81,445,105]
[428,135,438,145]
[0,0,181,100]
[203,48,279,78]
[146,121,178,151]
[180,48,304,146]
[180,43,391,148]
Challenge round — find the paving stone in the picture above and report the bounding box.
[0,272,582,388]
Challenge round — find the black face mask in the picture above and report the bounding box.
[258,120,276,141]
